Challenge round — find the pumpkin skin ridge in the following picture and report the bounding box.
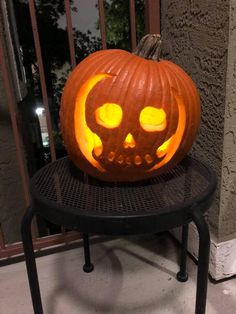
[157,61,170,149]
[147,61,184,172]
[101,56,147,170]
[95,55,159,172]
[167,61,200,161]
[125,59,176,172]
[138,61,158,167]
[120,57,150,167]
[123,59,187,175]
[103,53,140,155]
[74,52,128,154]
[62,64,107,162]
[162,61,200,155]
[147,61,172,162]
[133,59,158,167]
[160,62,187,170]
[87,53,143,169]
[63,50,128,101]
[61,52,112,156]
[89,57,134,168]
[145,59,198,173]
[128,58,163,170]
[156,61,174,158]
[120,55,144,156]
[148,62,163,160]
[162,62,177,144]
[160,61,189,169]
[169,61,201,137]
[160,61,181,142]
[62,52,129,166]
[87,53,142,168]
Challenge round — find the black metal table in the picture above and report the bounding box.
[21,156,217,314]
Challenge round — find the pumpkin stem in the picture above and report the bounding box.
[133,34,162,61]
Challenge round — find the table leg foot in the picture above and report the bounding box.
[176,271,188,282]
[83,263,94,273]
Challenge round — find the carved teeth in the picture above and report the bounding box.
[156,136,172,158]
[125,157,132,165]
[145,154,153,164]
[156,149,166,158]
[117,155,124,164]
[93,146,103,157]
[107,153,153,165]
[134,155,142,165]
[108,151,115,161]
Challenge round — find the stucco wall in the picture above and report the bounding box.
[161,0,230,237]
[219,0,236,239]
[0,74,26,244]
[0,14,26,243]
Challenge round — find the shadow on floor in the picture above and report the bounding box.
[46,233,186,314]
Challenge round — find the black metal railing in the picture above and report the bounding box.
[0,0,160,259]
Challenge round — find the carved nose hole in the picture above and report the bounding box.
[123,133,136,149]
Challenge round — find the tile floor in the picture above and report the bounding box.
[0,233,235,314]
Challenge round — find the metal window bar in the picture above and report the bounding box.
[0,225,6,252]
[28,0,56,162]
[145,0,160,34]
[65,0,76,69]
[98,0,107,49]
[0,32,30,208]
[0,25,38,241]
[129,0,137,50]
[0,0,160,260]
[0,231,81,260]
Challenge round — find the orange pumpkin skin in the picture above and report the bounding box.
[60,49,200,182]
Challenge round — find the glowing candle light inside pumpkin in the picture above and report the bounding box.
[139,106,167,132]
[95,103,123,128]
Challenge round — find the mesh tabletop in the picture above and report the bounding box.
[30,156,217,234]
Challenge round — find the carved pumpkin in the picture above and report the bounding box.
[60,35,200,182]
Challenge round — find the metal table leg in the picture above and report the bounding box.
[176,223,189,282]
[192,208,210,314]
[21,207,43,314]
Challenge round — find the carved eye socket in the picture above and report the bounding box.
[95,103,123,129]
[139,106,167,132]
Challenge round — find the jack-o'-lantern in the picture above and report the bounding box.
[60,34,200,182]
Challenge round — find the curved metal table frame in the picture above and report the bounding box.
[21,156,217,314]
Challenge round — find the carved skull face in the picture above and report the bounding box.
[84,74,181,175]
